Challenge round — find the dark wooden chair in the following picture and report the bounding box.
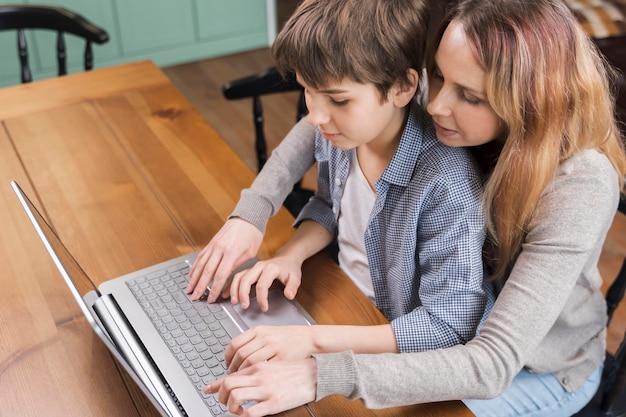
[574,193,626,417]
[596,36,626,139]
[564,0,626,137]
[222,66,314,218]
[0,5,109,83]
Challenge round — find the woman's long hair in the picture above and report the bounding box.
[427,0,626,283]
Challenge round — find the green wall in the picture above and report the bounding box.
[0,0,272,87]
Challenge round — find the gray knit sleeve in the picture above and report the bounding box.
[230,118,316,233]
[313,351,361,401]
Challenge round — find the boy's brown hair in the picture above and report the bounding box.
[272,0,429,101]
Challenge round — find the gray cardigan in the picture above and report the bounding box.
[231,117,317,232]
[231,120,616,407]
[313,149,615,407]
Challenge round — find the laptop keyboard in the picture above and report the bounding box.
[126,261,239,416]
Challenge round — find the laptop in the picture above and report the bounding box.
[11,180,315,417]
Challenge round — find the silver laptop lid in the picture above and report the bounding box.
[12,179,316,417]
[10,180,177,416]
[11,181,102,326]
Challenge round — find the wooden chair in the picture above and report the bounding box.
[564,0,626,138]
[574,193,626,417]
[0,5,109,83]
[222,66,314,218]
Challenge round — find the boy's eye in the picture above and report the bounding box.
[330,98,348,107]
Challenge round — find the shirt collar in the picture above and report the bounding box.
[379,103,437,187]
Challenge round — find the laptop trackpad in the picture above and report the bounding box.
[230,289,314,329]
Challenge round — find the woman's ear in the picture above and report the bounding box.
[391,68,419,107]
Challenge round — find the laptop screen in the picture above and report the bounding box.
[11,181,101,326]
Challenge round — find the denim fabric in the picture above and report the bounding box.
[463,365,603,417]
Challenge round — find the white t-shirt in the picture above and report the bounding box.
[337,149,376,300]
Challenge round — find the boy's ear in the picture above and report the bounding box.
[391,68,419,107]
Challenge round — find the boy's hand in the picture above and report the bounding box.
[187,218,262,302]
[230,255,303,312]
[225,325,314,373]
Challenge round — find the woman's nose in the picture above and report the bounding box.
[426,85,452,117]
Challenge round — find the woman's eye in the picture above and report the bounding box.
[432,72,444,81]
[461,93,482,106]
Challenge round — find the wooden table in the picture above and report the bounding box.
[0,61,473,417]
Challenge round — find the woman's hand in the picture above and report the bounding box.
[225,325,314,373]
[187,218,263,302]
[204,358,317,417]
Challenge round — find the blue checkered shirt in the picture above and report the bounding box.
[295,104,494,352]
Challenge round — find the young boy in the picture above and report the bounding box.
[197,0,494,368]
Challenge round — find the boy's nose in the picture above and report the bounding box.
[306,103,330,126]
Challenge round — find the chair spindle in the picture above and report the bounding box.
[17,29,31,83]
[84,41,93,70]
[56,32,66,76]
[253,96,267,171]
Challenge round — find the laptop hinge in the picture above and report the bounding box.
[93,294,186,417]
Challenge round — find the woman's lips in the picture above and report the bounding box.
[433,121,457,137]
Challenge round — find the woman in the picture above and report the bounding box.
[196,0,626,416]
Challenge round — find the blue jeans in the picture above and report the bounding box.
[463,365,602,417]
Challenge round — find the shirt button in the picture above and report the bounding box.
[335,178,341,186]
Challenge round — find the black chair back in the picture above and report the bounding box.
[0,5,109,83]
[222,66,312,218]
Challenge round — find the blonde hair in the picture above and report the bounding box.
[272,0,429,101]
[428,0,626,282]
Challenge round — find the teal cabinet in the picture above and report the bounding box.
[115,1,197,54]
[197,1,267,40]
[0,0,272,87]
